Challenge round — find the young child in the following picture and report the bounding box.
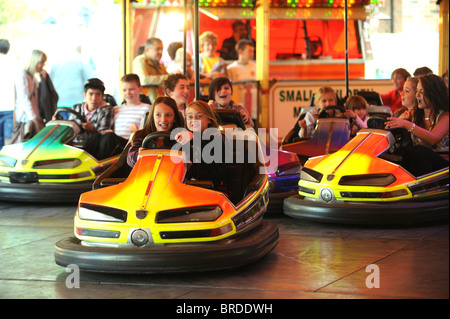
[207,77,254,128]
[199,31,227,80]
[298,86,337,138]
[114,74,151,140]
[344,95,369,136]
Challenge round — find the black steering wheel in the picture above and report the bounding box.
[367,116,388,129]
[53,107,86,131]
[142,131,176,150]
[389,127,414,153]
[318,106,347,119]
[365,116,413,152]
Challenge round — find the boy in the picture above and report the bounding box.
[114,74,150,140]
[226,39,257,120]
[69,78,125,160]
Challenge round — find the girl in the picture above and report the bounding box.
[164,74,190,117]
[344,95,368,136]
[175,100,227,191]
[127,96,184,167]
[207,77,254,128]
[298,86,337,138]
[386,74,448,175]
[394,77,419,120]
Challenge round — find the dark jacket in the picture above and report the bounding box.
[38,73,59,123]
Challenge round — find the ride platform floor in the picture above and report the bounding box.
[0,201,448,301]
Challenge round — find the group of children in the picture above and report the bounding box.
[297,86,370,139]
[70,71,253,192]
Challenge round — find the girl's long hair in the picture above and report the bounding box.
[413,74,449,128]
[186,100,219,129]
[132,96,184,141]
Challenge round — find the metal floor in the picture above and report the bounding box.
[0,200,448,300]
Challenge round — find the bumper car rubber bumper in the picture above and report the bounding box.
[283,194,449,225]
[54,220,279,274]
[0,181,92,203]
[267,189,298,213]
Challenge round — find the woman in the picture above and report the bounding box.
[127,96,184,167]
[298,86,338,138]
[175,100,227,191]
[14,49,47,140]
[164,74,190,117]
[207,77,254,127]
[386,74,448,175]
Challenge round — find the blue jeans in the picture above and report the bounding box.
[0,111,14,149]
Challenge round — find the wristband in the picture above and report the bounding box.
[408,123,416,133]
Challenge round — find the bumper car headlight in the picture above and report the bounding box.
[156,205,223,223]
[32,158,82,169]
[339,174,396,186]
[78,203,127,223]
[300,167,323,183]
[0,155,17,168]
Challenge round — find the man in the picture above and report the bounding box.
[132,37,168,104]
[0,39,15,148]
[220,20,255,61]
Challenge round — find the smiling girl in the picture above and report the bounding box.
[175,100,227,191]
[127,96,184,167]
[385,74,448,175]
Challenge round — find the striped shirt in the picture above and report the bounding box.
[114,103,150,139]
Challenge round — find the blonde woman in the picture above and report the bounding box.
[13,49,47,139]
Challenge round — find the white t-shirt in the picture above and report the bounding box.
[226,61,257,119]
[0,54,18,112]
[114,103,150,139]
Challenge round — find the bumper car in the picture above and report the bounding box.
[280,105,392,165]
[0,108,118,202]
[54,127,279,273]
[280,106,352,165]
[216,109,301,212]
[283,117,449,225]
[265,149,301,212]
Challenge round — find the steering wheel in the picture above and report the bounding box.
[54,107,86,130]
[142,131,176,150]
[389,127,414,153]
[318,106,347,119]
[367,116,388,129]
